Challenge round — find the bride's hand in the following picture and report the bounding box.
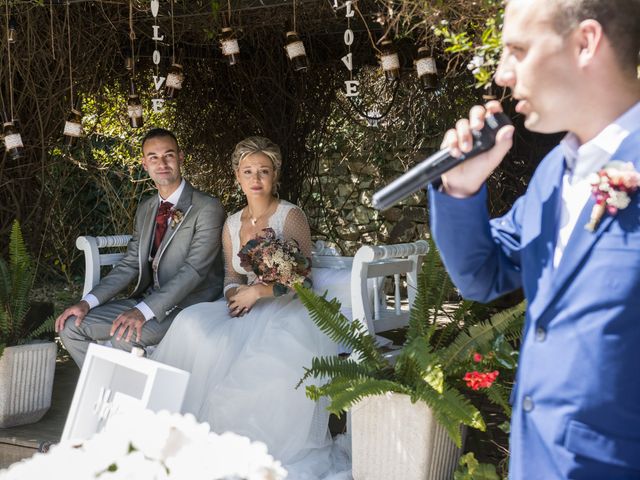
[227,285,259,317]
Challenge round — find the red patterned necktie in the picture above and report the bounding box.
[152,201,173,256]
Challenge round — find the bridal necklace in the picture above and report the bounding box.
[247,199,277,226]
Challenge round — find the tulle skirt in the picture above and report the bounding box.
[152,294,351,479]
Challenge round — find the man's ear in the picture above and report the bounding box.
[576,19,603,68]
[141,156,149,171]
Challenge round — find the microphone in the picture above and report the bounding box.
[371,112,512,210]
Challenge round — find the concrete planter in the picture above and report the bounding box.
[0,342,57,428]
[351,393,464,480]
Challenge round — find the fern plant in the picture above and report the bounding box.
[0,220,55,360]
[296,238,524,448]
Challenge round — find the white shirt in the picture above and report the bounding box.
[83,179,186,321]
[553,102,640,268]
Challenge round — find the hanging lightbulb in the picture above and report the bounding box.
[285,31,309,71]
[127,79,144,128]
[220,27,240,65]
[3,120,25,161]
[165,63,184,99]
[379,40,400,81]
[8,16,17,44]
[415,47,438,90]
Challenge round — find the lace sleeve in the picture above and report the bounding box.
[283,206,313,260]
[223,220,246,295]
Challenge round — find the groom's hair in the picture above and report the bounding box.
[141,128,180,152]
[549,0,639,74]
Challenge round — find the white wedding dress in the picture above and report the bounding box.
[152,201,351,479]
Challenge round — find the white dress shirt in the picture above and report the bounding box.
[553,102,640,268]
[83,179,186,321]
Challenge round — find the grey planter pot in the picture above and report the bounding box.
[351,393,465,480]
[0,342,57,428]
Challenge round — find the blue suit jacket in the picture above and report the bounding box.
[429,129,640,479]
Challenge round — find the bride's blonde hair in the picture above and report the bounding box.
[232,136,282,174]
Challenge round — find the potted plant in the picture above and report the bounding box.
[0,220,56,428]
[295,239,523,480]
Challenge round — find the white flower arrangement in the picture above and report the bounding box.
[0,409,287,480]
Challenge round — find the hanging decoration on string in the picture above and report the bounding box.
[337,4,400,127]
[150,0,167,112]
[284,0,308,71]
[379,38,400,81]
[165,0,184,99]
[3,4,24,161]
[63,1,83,147]
[127,1,144,128]
[220,0,240,66]
[414,45,438,90]
[8,16,16,44]
[338,0,359,97]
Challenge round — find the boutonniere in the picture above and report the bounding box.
[585,161,640,232]
[170,208,184,229]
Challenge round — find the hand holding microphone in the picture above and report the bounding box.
[372,103,515,210]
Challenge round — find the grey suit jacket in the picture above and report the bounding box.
[89,180,225,321]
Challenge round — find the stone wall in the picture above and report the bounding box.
[303,148,438,256]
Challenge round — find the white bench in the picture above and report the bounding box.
[76,236,428,347]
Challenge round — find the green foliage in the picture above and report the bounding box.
[434,15,504,90]
[0,221,55,359]
[296,239,524,447]
[454,452,502,480]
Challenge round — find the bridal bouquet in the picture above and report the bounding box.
[0,409,287,480]
[238,228,312,296]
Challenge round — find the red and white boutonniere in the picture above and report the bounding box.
[585,161,640,232]
[170,208,184,229]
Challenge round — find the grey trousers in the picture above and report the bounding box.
[59,298,178,368]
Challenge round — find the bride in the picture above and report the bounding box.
[152,136,347,479]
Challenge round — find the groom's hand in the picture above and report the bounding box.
[55,300,90,332]
[110,308,146,343]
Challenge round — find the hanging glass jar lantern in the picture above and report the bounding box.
[3,121,25,160]
[415,47,438,90]
[379,40,400,81]
[8,16,17,44]
[123,46,134,71]
[165,63,185,99]
[285,31,309,72]
[127,80,144,129]
[220,27,240,65]
[63,108,83,146]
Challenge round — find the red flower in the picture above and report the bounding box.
[473,353,483,363]
[463,370,499,390]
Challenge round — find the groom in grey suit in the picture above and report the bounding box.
[56,128,225,368]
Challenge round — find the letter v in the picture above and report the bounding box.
[341,53,353,71]
[153,76,166,90]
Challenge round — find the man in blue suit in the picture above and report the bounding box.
[429,0,640,478]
